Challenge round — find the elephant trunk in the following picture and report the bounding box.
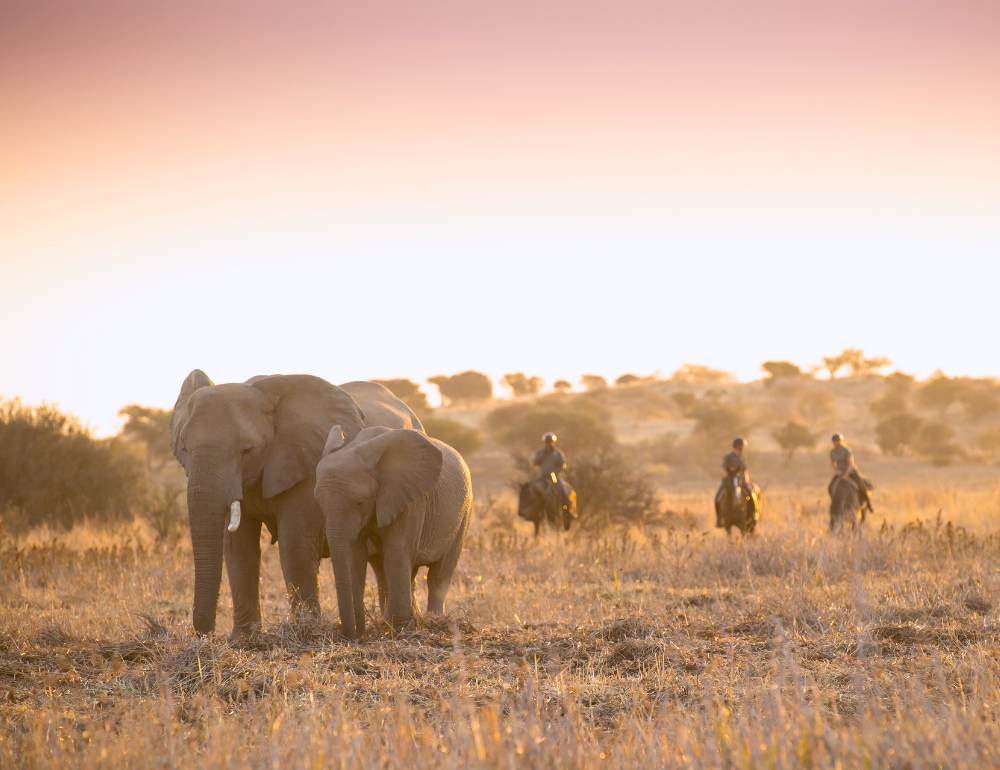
[330,534,358,640]
[187,461,242,636]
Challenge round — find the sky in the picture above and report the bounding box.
[1,0,998,434]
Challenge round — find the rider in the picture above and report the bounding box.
[533,432,570,505]
[718,437,751,526]
[829,433,874,514]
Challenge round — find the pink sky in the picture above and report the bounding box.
[1,0,998,432]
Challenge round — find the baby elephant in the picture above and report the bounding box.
[314,426,472,640]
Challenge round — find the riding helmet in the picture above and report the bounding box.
[732,437,746,448]
[543,432,557,443]
[831,433,844,442]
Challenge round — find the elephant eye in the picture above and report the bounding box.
[241,445,254,456]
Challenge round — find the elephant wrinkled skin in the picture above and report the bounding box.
[314,426,473,640]
[169,370,423,638]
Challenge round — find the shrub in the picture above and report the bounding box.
[0,399,147,529]
[500,373,543,398]
[670,392,748,467]
[669,364,734,384]
[564,449,664,529]
[959,379,1000,421]
[485,396,614,456]
[580,375,608,391]
[142,482,185,542]
[427,371,493,406]
[885,371,915,396]
[870,393,908,420]
[371,379,430,413]
[772,422,818,464]
[422,417,483,457]
[917,374,964,415]
[916,422,963,466]
[797,388,835,424]
[875,413,923,456]
[118,404,173,470]
[977,427,1000,461]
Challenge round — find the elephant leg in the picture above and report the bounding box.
[368,551,389,615]
[426,512,469,615]
[350,542,368,637]
[382,553,415,630]
[224,517,263,639]
[276,481,325,619]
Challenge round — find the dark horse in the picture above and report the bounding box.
[829,476,865,532]
[715,481,762,535]
[517,476,578,536]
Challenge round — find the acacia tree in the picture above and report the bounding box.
[119,405,173,470]
[427,371,493,406]
[822,348,891,379]
[772,422,818,465]
[580,375,608,391]
[761,361,803,385]
[553,380,573,393]
[500,373,543,397]
[371,379,430,413]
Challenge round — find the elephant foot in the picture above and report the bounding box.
[228,623,263,646]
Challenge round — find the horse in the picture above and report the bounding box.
[829,476,865,533]
[517,475,578,536]
[715,481,762,536]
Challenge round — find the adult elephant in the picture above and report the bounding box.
[169,370,423,638]
[314,426,472,640]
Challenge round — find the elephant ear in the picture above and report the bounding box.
[169,369,214,471]
[323,425,347,456]
[360,430,443,529]
[252,375,366,499]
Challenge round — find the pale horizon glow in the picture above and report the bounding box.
[1,0,998,434]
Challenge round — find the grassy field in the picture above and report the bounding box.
[3,480,1000,768]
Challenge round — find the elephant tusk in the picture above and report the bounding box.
[228,501,242,532]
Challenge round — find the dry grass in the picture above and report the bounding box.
[3,485,1000,768]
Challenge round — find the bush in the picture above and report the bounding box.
[422,417,483,457]
[580,375,608,391]
[916,422,963,466]
[977,427,1000,461]
[485,396,614,456]
[875,413,923,456]
[500,373,543,398]
[797,388,835,424]
[884,371,915,396]
[670,392,748,467]
[772,422,818,464]
[959,379,1000,421]
[0,399,147,530]
[564,449,664,530]
[427,371,493,406]
[918,375,964,415]
[870,393,908,420]
[142,482,185,542]
[669,364,734,384]
[371,379,430,413]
